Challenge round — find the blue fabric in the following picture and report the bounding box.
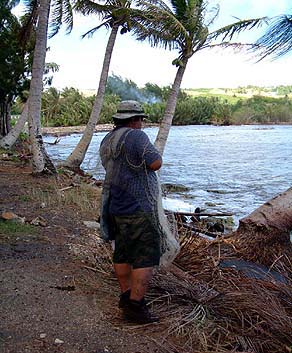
[100,128,162,215]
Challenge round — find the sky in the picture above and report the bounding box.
[14,0,292,90]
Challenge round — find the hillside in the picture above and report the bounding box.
[184,85,292,102]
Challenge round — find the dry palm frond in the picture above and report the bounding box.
[146,219,292,353]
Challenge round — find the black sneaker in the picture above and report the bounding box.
[118,289,131,308]
[122,299,159,324]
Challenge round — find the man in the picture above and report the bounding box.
[99,100,162,324]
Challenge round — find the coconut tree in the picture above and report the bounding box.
[135,0,267,155]
[23,0,73,174]
[26,0,57,174]
[63,0,146,170]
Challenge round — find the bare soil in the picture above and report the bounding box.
[0,156,169,353]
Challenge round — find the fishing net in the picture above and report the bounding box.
[99,126,179,266]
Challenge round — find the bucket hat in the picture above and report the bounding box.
[113,100,147,120]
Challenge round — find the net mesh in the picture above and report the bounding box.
[99,127,180,266]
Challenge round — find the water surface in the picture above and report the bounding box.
[45,125,292,223]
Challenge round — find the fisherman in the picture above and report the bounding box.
[99,100,163,324]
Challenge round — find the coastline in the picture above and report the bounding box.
[42,124,113,136]
[42,123,159,136]
[42,122,292,137]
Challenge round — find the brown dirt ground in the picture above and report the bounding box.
[0,156,172,353]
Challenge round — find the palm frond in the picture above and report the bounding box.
[81,19,112,38]
[133,21,179,50]
[49,0,74,38]
[207,41,258,52]
[49,0,63,38]
[253,15,292,60]
[208,17,269,42]
[74,0,116,17]
[62,0,74,34]
[136,0,173,13]
[204,3,219,27]
[170,0,188,22]
[44,62,60,75]
[18,0,38,45]
[134,0,189,42]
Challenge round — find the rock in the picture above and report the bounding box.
[1,211,25,224]
[200,216,235,233]
[83,221,100,230]
[162,183,190,194]
[54,338,64,344]
[30,216,47,227]
[1,211,18,220]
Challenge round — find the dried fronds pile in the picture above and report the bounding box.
[148,221,292,353]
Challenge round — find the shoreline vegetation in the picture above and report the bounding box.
[11,80,292,129]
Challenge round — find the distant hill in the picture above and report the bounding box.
[80,85,292,102]
[80,89,96,97]
[184,86,292,102]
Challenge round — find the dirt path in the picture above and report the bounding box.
[0,158,167,353]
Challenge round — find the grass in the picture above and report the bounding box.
[30,182,101,219]
[0,220,37,236]
[18,195,31,202]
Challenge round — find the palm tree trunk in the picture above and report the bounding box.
[230,187,292,267]
[154,59,188,155]
[0,101,28,149]
[63,24,119,170]
[28,0,56,175]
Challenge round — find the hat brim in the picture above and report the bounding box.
[112,112,148,120]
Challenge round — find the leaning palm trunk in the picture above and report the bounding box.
[28,0,56,174]
[63,24,119,170]
[231,186,292,266]
[0,101,28,149]
[154,59,188,155]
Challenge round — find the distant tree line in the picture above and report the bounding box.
[11,75,292,127]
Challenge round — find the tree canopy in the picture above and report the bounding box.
[0,0,33,135]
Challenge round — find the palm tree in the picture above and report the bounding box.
[63,0,144,170]
[0,101,29,149]
[26,0,57,174]
[23,0,73,174]
[253,14,292,60]
[135,0,267,155]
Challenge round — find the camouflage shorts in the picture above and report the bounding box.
[112,212,161,269]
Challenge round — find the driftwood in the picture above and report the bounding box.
[45,137,61,145]
[231,187,292,266]
[171,210,233,217]
[176,220,220,238]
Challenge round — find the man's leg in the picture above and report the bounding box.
[122,266,158,324]
[130,267,153,301]
[114,263,131,293]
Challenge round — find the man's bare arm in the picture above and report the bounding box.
[149,159,162,171]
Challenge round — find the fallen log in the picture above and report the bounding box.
[231,187,292,267]
[170,210,234,217]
